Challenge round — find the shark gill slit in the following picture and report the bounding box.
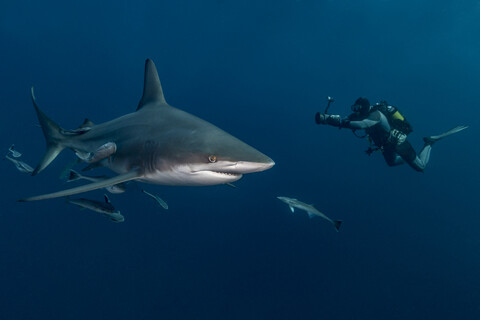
[143,140,160,173]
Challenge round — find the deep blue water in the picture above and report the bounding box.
[1,1,480,319]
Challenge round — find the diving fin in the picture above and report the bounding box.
[423,125,469,145]
[19,169,142,202]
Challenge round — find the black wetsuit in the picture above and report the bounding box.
[342,109,431,172]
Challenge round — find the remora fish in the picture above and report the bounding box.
[19,59,274,202]
[141,189,168,210]
[8,144,22,158]
[66,169,127,194]
[277,196,342,231]
[67,194,124,222]
[5,155,34,174]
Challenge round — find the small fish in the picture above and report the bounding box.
[66,169,127,194]
[142,189,168,210]
[75,141,117,163]
[67,194,124,222]
[8,144,22,158]
[277,196,342,231]
[4,155,34,174]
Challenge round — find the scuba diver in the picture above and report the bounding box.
[315,97,468,172]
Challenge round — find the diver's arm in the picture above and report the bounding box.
[343,111,383,129]
[345,117,379,130]
[316,111,382,129]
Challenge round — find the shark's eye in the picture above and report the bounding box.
[208,155,217,163]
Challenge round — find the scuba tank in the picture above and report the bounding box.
[373,100,413,135]
[363,100,413,156]
[363,100,413,155]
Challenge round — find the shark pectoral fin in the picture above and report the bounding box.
[19,169,142,202]
[289,205,295,213]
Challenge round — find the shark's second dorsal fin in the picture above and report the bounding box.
[136,59,166,110]
[78,118,95,128]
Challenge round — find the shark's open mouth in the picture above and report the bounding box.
[180,170,243,185]
[209,171,242,177]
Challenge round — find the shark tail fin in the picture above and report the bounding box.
[31,87,66,176]
[333,220,342,232]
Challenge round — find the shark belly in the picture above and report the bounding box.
[139,167,243,186]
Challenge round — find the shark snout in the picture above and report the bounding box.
[234,158,275,174]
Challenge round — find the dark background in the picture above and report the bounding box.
[1,1,479,319]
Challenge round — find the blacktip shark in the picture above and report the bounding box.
[19,59,274,202]
[67,194,124,223]
[277,196,342,232]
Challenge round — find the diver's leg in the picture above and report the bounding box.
[393,125,468,172]
[410,125,468,171]
[407,142,434,171]
[409,156,426,172]
[396,140,427,172]
[417,143,432,166]
[382,144,405,167]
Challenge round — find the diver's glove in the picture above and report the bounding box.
[388,129,407,145]
[315,113,345,127]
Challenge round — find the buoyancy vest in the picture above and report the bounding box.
[372,101,413,135]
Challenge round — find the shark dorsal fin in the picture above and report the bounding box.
[136,59,166,110]
[104,194,111,204]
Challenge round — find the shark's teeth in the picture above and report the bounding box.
[211,171,241,177]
